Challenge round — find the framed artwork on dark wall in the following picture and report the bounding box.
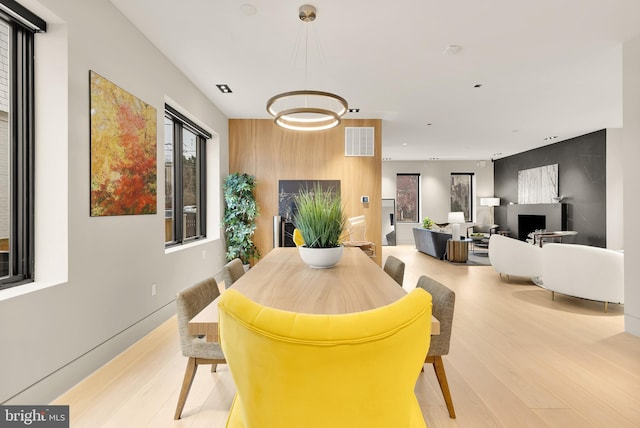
[517,164,558,204]
[278,180,340,222]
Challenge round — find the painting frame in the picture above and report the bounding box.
[517,164,559,204]
[278,179,341,222]
[451,172,473,222]
[89,70,157,217]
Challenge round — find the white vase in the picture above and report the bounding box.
[298,245,344,268]
[451,223,461,241]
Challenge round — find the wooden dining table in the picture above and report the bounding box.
[189,246,439,342]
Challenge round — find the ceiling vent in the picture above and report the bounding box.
[345,127,374,157]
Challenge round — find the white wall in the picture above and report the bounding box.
[623,35,640,336]
[382,160,494,245]
[0,0,230,403]
[606,128,624,250]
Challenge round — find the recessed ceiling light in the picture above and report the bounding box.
[347,108,359,113]
[240,4,257,15]
[216,84,232,93]
[544,135,558,141]
[473,84,483,88]
[443,45,462,55]
[426,123,433,126]
[402,143,408,146]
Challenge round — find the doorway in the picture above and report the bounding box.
[382,199,396,245]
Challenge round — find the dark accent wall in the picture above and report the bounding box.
[494,130,606,247]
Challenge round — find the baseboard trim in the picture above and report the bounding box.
[5,302,176,405]
[625,313,640,337]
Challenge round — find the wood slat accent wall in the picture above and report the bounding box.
[229,119,382,265]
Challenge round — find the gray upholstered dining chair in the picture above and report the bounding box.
[174,277,226,420]
[222,258,245,289]
[383,255,405,287]
[416,275,456,419]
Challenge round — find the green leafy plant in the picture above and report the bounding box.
[293,185,346,249]
[422,216,434,229]
[222,173,260,263]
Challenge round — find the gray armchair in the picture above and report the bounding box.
[174,277,226,420]
[222,258,245,289]
[417,275,456,419]
[467,223,498,237]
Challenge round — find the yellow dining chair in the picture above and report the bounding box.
[218,288,433,428]
[292,228,305,246]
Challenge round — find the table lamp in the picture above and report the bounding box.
[447,211,465,241]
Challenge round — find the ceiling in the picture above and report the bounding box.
[110,0,640,161]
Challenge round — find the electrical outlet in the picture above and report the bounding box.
[151,283,157,296]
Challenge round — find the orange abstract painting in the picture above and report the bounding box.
[90,70,157,216]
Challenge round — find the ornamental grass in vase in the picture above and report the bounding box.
[293,184,346,268]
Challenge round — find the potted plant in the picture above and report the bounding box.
[222,173,260,265]
[293,184,346,268]
[422,216,434,229]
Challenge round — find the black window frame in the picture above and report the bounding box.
[396,173,420,223]
[164,104,210,247]
[0,0,46,290]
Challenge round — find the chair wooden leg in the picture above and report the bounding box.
[604,301,608,313]
[174,357,198,420]
[427,355,456,419]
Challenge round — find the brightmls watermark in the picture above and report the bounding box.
[0,406,68,427]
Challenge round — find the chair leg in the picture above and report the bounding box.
[174,357,198,420]
[427,355,456,419]
[604,301,608,313]
[211,363,217,373]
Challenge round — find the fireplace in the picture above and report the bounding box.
[273,216,296,247]
[518,215,546,241]
[506,203,567,241]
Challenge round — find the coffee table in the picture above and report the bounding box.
[470,236,490,254]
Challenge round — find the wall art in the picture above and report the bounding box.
[517,164,558,204]
[90,70,157,216]
[451,173,473,221]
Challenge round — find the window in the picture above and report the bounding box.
[164,104,210,246]
[0,1,46,290]
[451,172,474,221]
[396,173,419,223]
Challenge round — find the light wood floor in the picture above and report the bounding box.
[53,245,640,427]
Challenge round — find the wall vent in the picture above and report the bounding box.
[345,127,374,157]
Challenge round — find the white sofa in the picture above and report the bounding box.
[541,243,624,312]
[488,234,543,281]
